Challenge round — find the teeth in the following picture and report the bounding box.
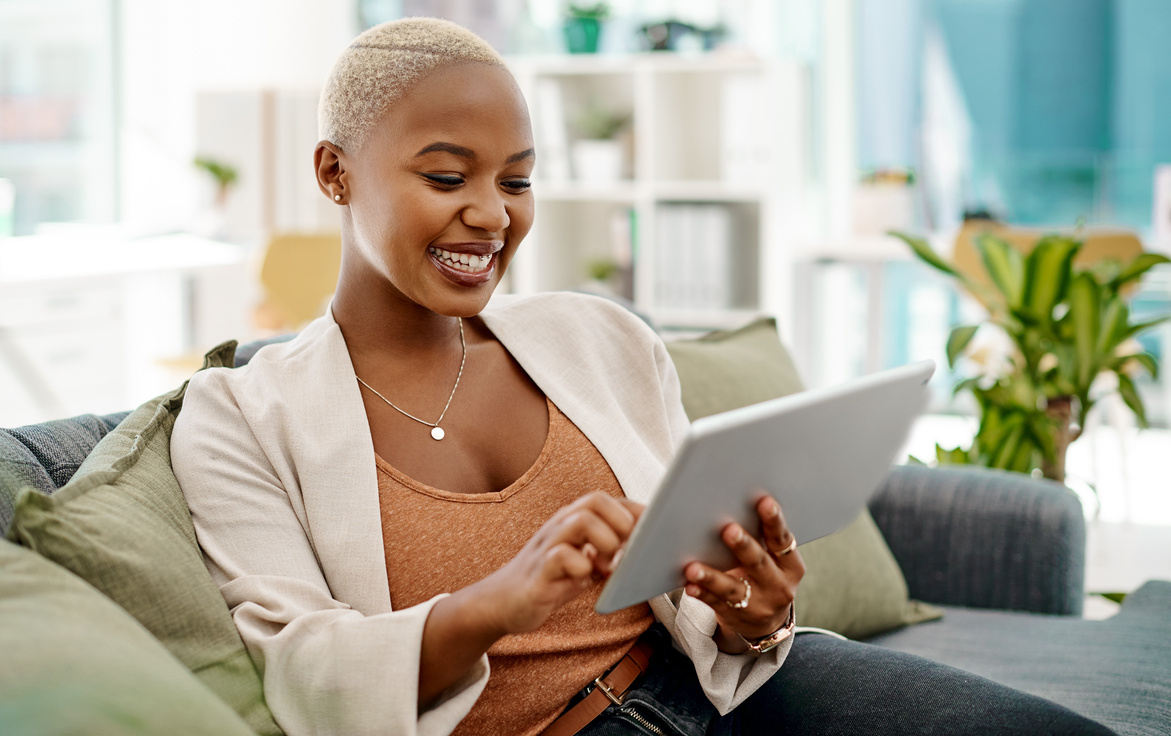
[429,247,492,274]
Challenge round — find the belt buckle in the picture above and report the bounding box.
[592,675,625,707]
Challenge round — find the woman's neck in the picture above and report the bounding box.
[332,275,463,364]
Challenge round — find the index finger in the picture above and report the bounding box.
[756,495,796,560]
[574,492,639,541]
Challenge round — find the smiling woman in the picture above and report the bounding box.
[169,17,1114,736]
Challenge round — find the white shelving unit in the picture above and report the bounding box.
[507,53,810,332]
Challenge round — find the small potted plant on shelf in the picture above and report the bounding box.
[892,227,1170,484]
[571,100,630,183]
[563,3,609,54]
[193,156,239,239]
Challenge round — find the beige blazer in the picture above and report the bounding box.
[172,291,792,736]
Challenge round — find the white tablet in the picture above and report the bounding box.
[595,360,935,614]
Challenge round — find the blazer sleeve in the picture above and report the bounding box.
[171,368,489,736]
[641,328,794,715]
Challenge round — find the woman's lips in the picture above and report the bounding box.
[428,245,497,286]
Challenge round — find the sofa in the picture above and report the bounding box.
[2,318,1169,735]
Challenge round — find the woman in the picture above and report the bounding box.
[172,18,1111,736]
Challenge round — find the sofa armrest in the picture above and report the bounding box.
[868,465,1085,615]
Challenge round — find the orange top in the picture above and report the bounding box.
[376,399,655,736]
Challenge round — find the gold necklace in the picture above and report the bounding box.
[355,318,466,441]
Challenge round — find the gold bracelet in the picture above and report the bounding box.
[735,602,796,654]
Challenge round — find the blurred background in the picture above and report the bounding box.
[1,0,1169,585]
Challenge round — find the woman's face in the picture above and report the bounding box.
[339,62,535,318]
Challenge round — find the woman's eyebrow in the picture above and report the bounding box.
[414,142,535,165]
[416,142,475,159]
[506,148,536,164]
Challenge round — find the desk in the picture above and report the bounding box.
[0,232,252,426]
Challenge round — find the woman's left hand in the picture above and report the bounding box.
[682,495,804,652]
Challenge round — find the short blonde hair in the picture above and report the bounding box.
[318,17,508,153]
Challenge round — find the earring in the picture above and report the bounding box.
[334,193,342,202]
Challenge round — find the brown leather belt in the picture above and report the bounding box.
[541,639,655,736]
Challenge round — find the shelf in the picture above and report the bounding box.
[533,181,639,202]
[510,53,810,332]
[508,52,769,77]
[532,180,766,203]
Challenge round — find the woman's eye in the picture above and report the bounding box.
[502,178,532,193]
[422,174,464,187]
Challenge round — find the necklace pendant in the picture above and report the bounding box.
[430,426,445,441]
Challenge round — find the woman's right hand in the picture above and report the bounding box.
[418,492,642,706]
[474,491,643,635]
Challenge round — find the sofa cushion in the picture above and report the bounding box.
[666,317,805,420]
[866,581,1171,735]
[1,414,118,535]
[665,318,941,638]
[4,342,284,736]
[0,537,256,736]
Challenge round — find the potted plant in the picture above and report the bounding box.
[193,156,239,239]
[571,101,630,183]
[892,229,1170,483]
[563,3,609,54]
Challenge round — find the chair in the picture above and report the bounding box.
[253,232,343,333]
[951,220,1145,306]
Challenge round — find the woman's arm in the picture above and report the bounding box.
[417,493,641,706]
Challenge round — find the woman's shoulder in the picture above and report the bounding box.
[182,314,353,425]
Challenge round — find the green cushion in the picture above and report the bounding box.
[665,317,805,422]
[665,317,942,639]
[5,343,283,736]
[0,537,256,736]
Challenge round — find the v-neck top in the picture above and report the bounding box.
[376,398,654,735]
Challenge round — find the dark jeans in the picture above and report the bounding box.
[575,627,1115,735]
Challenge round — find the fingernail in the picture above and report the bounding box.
[768,500,779,517]
[609,548,625,572]
[686,585,701,597]
[731,526,744,543]
[691,567,705,581]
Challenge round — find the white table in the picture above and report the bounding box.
[0,231,253,426]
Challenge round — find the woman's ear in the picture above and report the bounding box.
[315,141,347,204]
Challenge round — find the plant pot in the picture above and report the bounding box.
[571,139,624,183]
[564,17,601,54]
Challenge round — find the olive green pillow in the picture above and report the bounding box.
[0,537,256,736]
[665,317,942,639]
[5,343,284,735]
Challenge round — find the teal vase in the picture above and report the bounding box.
[564,17,601,54]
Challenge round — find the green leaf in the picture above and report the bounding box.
[1096,299,1130,359]
[952,376,982,397]
[1007,436,1037,475]
[975,233,1025,308]
[890,231,961,278]
[1021,235,1078,325]
[1115,352,1159,380]
[1122,315,1171,342]
[1068,273,1102,392]
[1117,373,1148,429]
[1027,412,1057,461]
[946,325,980,369]
[990,420,1026,470]
[935,444,971,465]
[1110,253,1171,291]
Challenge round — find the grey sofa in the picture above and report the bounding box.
[2,349,1168,735]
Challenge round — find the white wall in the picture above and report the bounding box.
[118,0,357,241]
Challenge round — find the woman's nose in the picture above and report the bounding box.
[461,185,510,233]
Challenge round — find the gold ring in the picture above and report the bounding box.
[777,537,797,556]
[726,578,752,609]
